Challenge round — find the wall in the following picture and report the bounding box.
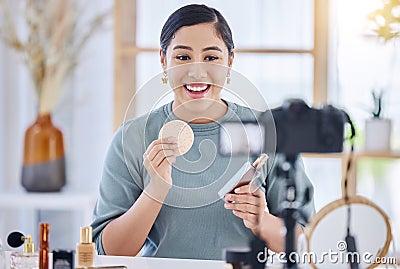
[0,0,114,249]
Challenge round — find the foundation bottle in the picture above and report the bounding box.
[76,226,95,267]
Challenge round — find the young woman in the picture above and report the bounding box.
[91,4,315,260]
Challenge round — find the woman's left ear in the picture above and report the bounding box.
[160,48,167,70]
[228,51,235,68]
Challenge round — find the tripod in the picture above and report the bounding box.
[276,154,310,269]
[246,154,310,269]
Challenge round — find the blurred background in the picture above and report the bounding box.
[1,0,400,252]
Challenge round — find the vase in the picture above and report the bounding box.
[21,113,66,192]
[365,118,392,152]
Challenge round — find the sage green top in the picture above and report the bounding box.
[91,100,315,260]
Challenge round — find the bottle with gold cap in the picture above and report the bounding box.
[76,226,95,267]
[10,235,39,269]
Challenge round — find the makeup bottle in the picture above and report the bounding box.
[76,226,95,267]
[39,223,50,269]
[9,235,39,269]
[223,247,252,269]
[53,249,74,269]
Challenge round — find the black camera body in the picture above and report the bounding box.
[219,99,346,156]
[266,99,345,155]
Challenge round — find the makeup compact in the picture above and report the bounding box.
[158,120,194,156]
[218,154,268,197]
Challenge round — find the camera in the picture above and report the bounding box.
[268,98,345,155]
[219,99,346,156]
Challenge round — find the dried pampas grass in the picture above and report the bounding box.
[0,0,109,114]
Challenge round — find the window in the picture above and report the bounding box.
[114,0,328,124]
[331,0,400,245]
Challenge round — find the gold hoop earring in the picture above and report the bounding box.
[161,72,168,84]
[226,72,231,84]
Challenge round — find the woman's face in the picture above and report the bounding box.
[160,23,234,117]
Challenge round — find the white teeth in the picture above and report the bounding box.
[186,85,208,92]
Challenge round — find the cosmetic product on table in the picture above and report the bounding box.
[53,249,74,269]
[9,234,39,269]
[39,223,50,269]
[76,226,95,267]
[7,231,25,249]
[223,247,251,269]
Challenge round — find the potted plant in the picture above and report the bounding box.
[367,0,400,43]
[364,89,392,152]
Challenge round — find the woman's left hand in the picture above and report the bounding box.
[224,184,267,235]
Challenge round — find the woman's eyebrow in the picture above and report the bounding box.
[172,45,222,52]
[173,45,192,51]
[202,46,222,52]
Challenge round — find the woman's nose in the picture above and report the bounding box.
[187,63,207,79]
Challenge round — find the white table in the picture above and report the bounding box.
[95,255,226,269]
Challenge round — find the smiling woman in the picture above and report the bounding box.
[157,4,233,124]
[161,22,233,123]
[91,4,315,260]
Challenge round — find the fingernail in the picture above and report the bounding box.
[234,188,240,193]
[232,210,237,215]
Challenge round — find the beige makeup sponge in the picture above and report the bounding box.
[158,120,194,156]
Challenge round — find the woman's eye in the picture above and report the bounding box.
[205,56,219,61]
[176,55,190,61]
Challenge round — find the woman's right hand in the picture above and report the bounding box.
[143,137,178,191]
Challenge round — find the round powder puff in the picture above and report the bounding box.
[158,120,194,156]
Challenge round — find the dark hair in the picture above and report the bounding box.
[160,4,234,56]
